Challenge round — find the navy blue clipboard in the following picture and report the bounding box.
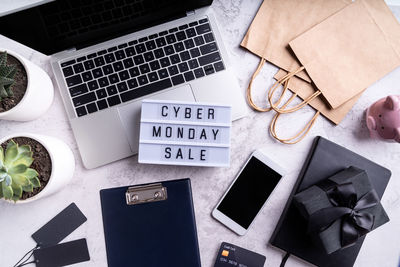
[100,178,201,267]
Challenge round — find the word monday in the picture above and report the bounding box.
[152,125,220,141]
[139,100,231,166]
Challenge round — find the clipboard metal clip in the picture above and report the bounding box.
[126,183,168,205]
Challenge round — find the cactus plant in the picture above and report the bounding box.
[0,140,40,201]
[0,52,17,102]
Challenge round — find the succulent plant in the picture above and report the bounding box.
[0,52,17,102]
[0,140,40,201]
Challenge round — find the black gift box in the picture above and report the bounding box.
[293,166,389,254]
[270,137,391,267]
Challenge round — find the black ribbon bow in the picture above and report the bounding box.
[308,182,379,248]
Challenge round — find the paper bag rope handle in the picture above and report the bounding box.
[268,66,321,114]
[270,92,321,144]
[246,58,287,112]
[246,59,321,113]
[246,58,321,144]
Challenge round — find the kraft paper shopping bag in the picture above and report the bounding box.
[272,0,400,127]
[241,0,350,83]
[242,0,400,144]
[289,0,400,109]
[241,0,354,143]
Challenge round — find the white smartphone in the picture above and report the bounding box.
[212,150,286,235]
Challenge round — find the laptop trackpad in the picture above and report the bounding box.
[118,84,195,153]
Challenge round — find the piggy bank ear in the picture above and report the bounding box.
[385,96,400,111]
[367,116,377,130]
[395,128,400,143]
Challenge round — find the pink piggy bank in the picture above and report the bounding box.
[366,95,400,143]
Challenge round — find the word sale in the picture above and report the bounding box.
[164,146,207,161]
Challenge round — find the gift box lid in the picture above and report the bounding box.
[293,166,389,254]
[294,166,377,218]
[270,136,391,267]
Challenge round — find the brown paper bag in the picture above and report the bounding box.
[241,0,354,143]
[242,0,400,144]
[241,0,350,82]
[289,0,400,109]
[273,0,400,126]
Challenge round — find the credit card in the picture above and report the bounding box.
[214,242,266,267]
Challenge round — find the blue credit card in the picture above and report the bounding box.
[214,242,266,267]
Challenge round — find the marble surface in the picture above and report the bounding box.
[1,1,400,267]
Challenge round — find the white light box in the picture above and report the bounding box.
[138,100,231,167]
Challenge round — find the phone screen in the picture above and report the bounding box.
[217,156,282,229]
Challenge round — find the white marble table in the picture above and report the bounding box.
[1,1,400,267]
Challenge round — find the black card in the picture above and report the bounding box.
[214,242,266,267]
[33,238,90,267]
[32,203,87,247]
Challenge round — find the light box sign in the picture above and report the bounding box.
[138,100,231,167]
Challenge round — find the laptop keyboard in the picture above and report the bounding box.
[60,18,225,117]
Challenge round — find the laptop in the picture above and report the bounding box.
[0,0,248,169]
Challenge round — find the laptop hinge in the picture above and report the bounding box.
[186,10,196,16]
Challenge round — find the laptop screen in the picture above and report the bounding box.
[0,0,212,55]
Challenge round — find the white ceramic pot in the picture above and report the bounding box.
[0,49,54,121]
[0,133,75,204]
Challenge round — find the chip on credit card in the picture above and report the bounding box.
[214,242,266,267]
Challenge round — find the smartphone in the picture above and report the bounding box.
[212,150,286,235]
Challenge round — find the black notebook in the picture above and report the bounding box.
[100,178,201,267]
[270,136,391,267]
